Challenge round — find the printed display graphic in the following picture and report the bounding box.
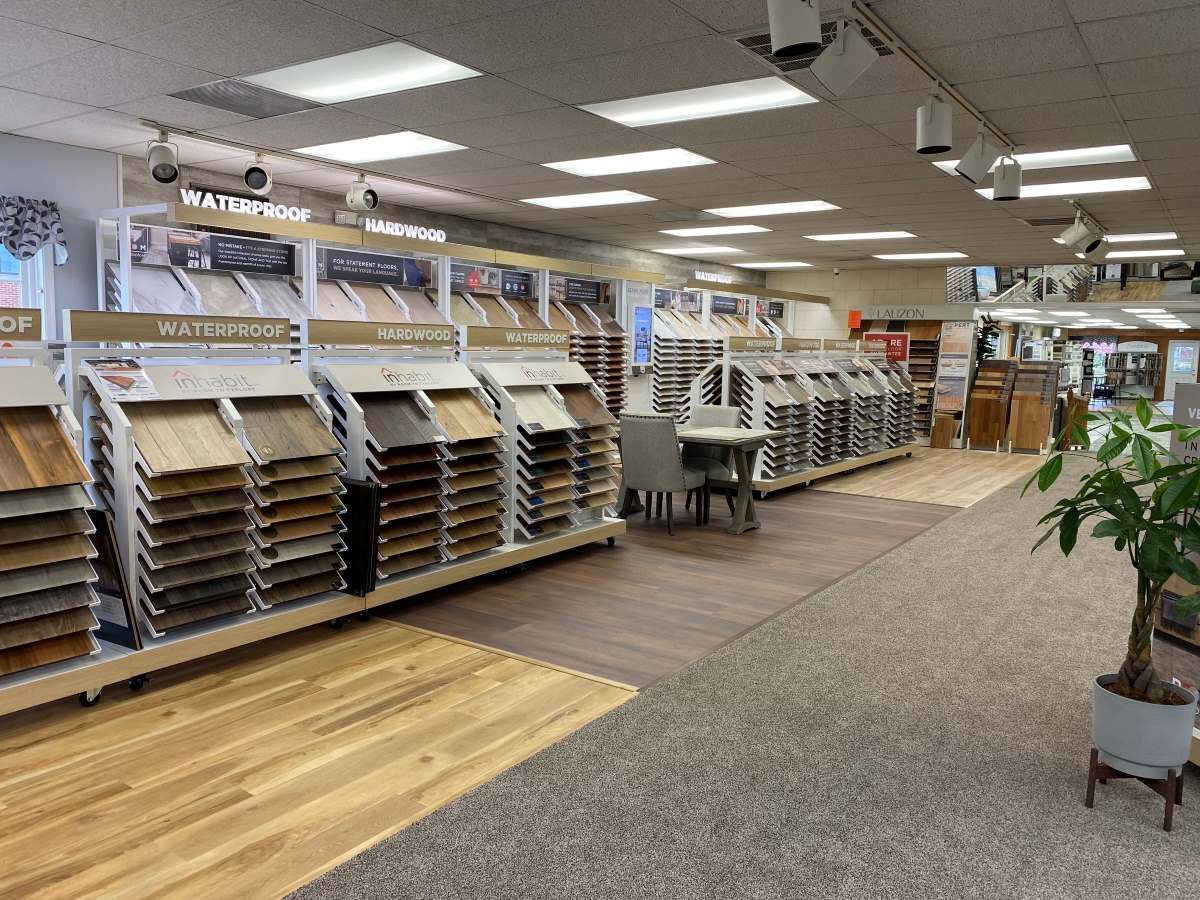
[549,275,607,304]
[864,331,910,363]
[88,359,159,401]
[633,306,652,365]
[318,247,432,287]
[130,224,296,276]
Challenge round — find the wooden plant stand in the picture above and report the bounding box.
[1086,747,1184,832]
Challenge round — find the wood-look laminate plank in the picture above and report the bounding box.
[446,454,503,475]
[252,552,341,588]
[138,487,249,523]
[445,485,504,508]
[139,531,253,568]
[380,496,443,522]
[427,389,504,442]
[373,445,440,468]
[138,465,249,499]
[256,571,343,606]
[508,387,577,432]
[380,529,443,559]
[0,558,95,600]
[0,407,90,492]
[398,288,449,324]
[350,283,409,322]
[381,480,444,504]
[450,294,486,326]
[520,472,574,493]
[137,509,250,546]
[557,384,618,428]
[233,396,342,462]
[254,495,344,525]
[0,584,95,625]
[145,593,254,631]
[520,486,577,507]
[447,517,502,542]
[249,474,342,507]
[360,395,440,449]
[448,469,503,493]
[375,461,444,486]
[574,491,617,511]
[0,606,97,651]
[445,437,505,459]
[0,508,92,547]
[138,552,252,592]
[256,533,343,565]
[379,513,446,541]
[0,534,95,573]
[0,484,90,521]
[142,574,250,611]
[0,629,95,676]
[122,400,249,475]
[444,501,505,526]
[256,514,343,546]
[446,532,505,559]
[253,455,344,484]
[378,546,444,577]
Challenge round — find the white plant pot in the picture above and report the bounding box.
[1093,674,1197,779]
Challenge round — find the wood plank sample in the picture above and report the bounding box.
[446,485,505,508]
[396,288,448,325]
[138,552,252,592]
[250,474,342,506]
[0,583,95,625]
[138,509,250,545]
[378,513,445,541]
[256,572,342,607]
[446,532,504,558]
[508,386,577,432]
[448,469,503,493]
[187,270,258,317]
[316,280,364,321]
[557,384,618,428]
[381,480,444,504]
[251,552,341,588]
[141,574,249,611]
[350,282,409,322]
[233,396,341,462]
[444,501,505,526]
[122,400,249,474]
[446,454,503,475]
[360,394,441,448]
[145,593,253,631]
[0,558,95,600]
[253,494,343,524]
[426,389,503,441]
[380,496,443,522]
[377,546,443,577]
[447,517,502,542]
[138,487,249,522]
[444,437,505,459]
[256,514,343,545]
[253,455,344,484]
[0,605,97,651]
[375,461,444,485]
[0,630,95,675]
[373,445,440,468]
[139,530,253,568]
[0,406,91,491]
[255,533,343,565]
[0,508,92,546]
[138,464,249,498]
[379,528,442,558]
[0,533,95,573]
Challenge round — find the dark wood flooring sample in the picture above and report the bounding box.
[139,464,249,498]
[0,606,97,651]
[0,508,92,546]
[122,400,249,474]
[138,509,250,545]
[140,530,253,568]
[380,529,442,559]
[0,630,95,675]
[257,572,342,607]
[0,583,95,625]
[373,445,440,468]
[379,513,445,541]
[360,394,440,448]
[444,501,505,526]
[0,406,90,492]
[233,396,341,462]
[445,437,504,459]
[0,533,95,573]
[375,461,444,486]
[251,552,341,587]
[142,574,249,611]
[145,593,253,631]
[254,494,343,524]
[250,474,342,506]
[381,480,443,504]
[256,514,342,545]
[138,487,249,522]
[377,546,443,578]
[138,551,251,591]
[253,455,344,484]
[0,558,95,600]
[380,496,443,522]
[0,485,90,521]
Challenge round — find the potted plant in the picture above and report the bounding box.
[1029,398,1198,823]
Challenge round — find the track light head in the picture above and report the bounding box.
[810,18,879,96]
[992,153,1021,201]
[346,176,379,211]
[146,133,179,185]
[768,0,822,58]
[1058,211,1103,251]
[1083,236,1109,263]
[915,87,952,154]
[954,126,1002,184]
[243,157,272,196]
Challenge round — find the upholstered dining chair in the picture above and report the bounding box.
[683,404,740,524]
[618,412,706,535]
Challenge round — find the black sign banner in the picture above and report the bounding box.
[500,270,534,298]
[210,233,295,276]
[319,248,431,286]
[711,295,740,314]
[128,224,297,276]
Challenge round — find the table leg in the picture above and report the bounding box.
[727,446,761,535]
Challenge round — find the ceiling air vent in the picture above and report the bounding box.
[736,21,893,73]
[1021,216,1077,228]
[170,80,319,119]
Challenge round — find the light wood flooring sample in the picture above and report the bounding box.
[233,396,341,462]
[139,464,249,498]
[250,474,342,506]
[376,461,444,485]
[145,593,253,631]
[252,552,340,587]
[122,400,249,474]
[0,558,95,600]
[428,389,504,442]
[255,494,344,524]
[0,407,90,492]
[445,437,504,459]
[380,496,442,522]
[445,500,505,526]
[557,384,618,428]
[509,387,577,433]
[0,629,95,675]
[377,546,443,577]
[350,283,409,322]
[254,455,343,483]
[373,445,440,468]
[446,532,504,558]
[0,605,96,651]
[0,533,95,573]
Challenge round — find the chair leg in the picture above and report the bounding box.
[655,492,663,519]
[644,491,652,520]
[685,490,693,511]
[695,488,703,526]
[703,485,711,524]
[666,492,674,535]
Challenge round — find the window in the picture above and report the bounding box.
[0,246,19,308]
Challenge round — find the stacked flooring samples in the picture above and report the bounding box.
[0,395,100,675]
[967,360,1018,449]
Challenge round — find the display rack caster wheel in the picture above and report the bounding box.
[606,536,616,547]
[905,452,913,458]
[128,674,149,692]
[78,688,101,707]
[329,617,346,630]
[357,611,371,622]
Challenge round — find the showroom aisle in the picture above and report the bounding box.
[0,622,630,900]
[293,455,1200,900]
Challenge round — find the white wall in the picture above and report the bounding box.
[770,267,948,339]
[0,134,120,332]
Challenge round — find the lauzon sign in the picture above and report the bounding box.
[179,189,311,222]
[362,217,447,243]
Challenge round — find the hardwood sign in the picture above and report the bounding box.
[304,319,454,348]
[66,310,290,345]
[781,338,822,351]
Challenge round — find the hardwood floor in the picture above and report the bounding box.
[812,446,1041,507]
[385,491,955,687]
[0,620,630,900]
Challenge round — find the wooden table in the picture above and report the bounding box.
[676,426,780,534]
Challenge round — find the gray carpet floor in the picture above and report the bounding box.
[292,455,1200,900]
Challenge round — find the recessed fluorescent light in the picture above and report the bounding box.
[657,246,743,255]
[873,252,967,260]
[992,309,1025,314]
[1027,319,1058,324]
[935,144,1135,175]
[1128,308,1167,313]
[734,261,813,268]
[660,224,771,237]
[521,190,655,209]
[704,200,839,218]
[581,77,817,127]
[1056,232,1178,244]
[544,148,715,177]
[1048,311,1091,317]
[296,131,465,163]
[803,231,915,241]
[976,176,1151,199]
[1106,249,1186,258]
[244,42,479,103]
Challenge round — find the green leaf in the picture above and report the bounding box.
[1059,508,1080,556]
[1032,525,1056,554]
[1092,519,1126,539]
[1148,423,1178,433]
[1071,422,1089,448]
[1131,435,1156,479]
[1038,454,1064,493]
[1168,554,1200,586]
[1096,433,1132,462]
[1161,469,1200,518]
[1136,397,1152,428]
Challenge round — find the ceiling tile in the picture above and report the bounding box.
[641,102,859,144]
[372,148,529,178]
[1002,122,1130,152]
[505,35,767,104]
[868,0,1068,50]
[694,126,895,162]
[304,0,547,34]
[338,77,558,129]
[600,162,759,189]
[739,145,917,176]
[406,0,710,73]
[922,28,1090,81]
[110,94,252,130]
[1114,86,1200,120]
[0,18,97,77]
[484,177,610,200]
[0,87,95,131]
[14,109,156,149]
[989,97,1118,133]
[0,45,216,106]
[487,130,675,164]
[1099,51,1200,94]
[421,106,619,148]
[665,0,769,31]
[114,0,390,76]
[652,176,787,200]
[1128,114,1200,141]
[873,113,980,145]
[956,67,1106,112]
[1077,5,1200,63]
[835,90,931,125]
[1132,137,1200,160]
[425,164,582,189]
[0,0,237,42]
[205,107,395,149]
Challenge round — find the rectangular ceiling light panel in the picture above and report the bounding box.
[976,177,1151,199]
[704,200,839,218]
[545,148,715,176]
[874,252,967,260]
[1106,249,1186,258]
[582,77,817,127]
[659,224,770,237]
[1056,232,1178,244]
[522,190,656,209]
[803,231,915,241]
[658,246,743,255]
[735,261,812,268]
[296,131,466,163]
[934,144,1135,175]
[244,42,479,103]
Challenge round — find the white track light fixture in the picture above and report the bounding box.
[915,85,952,154]
[992,152,1021,201]
[346,175,379,211]
[243,156,273,196]
[1084,236,1109,263]
[145,131,179,185]
[768,0,822,58]
[811,18,878,96]
[954,124,1002,184]
[1058,210,1104,254]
